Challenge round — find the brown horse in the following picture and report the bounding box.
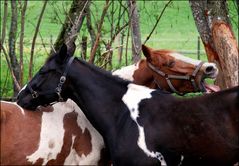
[1,100,109,165]
[113,45,219,94]
[1,45,218,165]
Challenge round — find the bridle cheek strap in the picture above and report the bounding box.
[27,56,75,104]
[54,55,74,102]
[148,61,204,95]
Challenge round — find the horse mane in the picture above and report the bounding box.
[75,58,131,86]
[45,52,130,86]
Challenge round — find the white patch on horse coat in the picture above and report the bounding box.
[26,102,71,165]
[64,100,105,165]
[2,100,25,115]
[122,84,167,165]
[26,99,105,165]
[112,62,139,81]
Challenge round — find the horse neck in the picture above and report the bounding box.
[67,59,129,136]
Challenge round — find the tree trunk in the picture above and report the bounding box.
[128,0,141,63]
[19,0,28,86]
[1,0,8,44]
[81,36,87,60]
[190,0,238,89]
[52,0,89,54]
[9,1,20,96]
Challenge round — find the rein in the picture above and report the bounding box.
[147,61,204,95]
[27,56,75,105]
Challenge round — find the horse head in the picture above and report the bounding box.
[139,45,218,94]
[17,44,73,110]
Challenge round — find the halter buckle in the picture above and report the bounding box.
[32,91,39,98]
[60,76,66,83]
[55,87,61,93]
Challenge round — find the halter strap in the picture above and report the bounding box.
[148,61,204,95]
[55,56,75,101]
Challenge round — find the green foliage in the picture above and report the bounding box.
[1,1,238,98]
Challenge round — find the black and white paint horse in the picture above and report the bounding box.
[17,44,239,166]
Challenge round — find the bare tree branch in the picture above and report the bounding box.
[143,0,172,44]
[0,44,21,91]
[88,0,111,64]
[29,0,48,80]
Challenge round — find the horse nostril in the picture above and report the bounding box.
[204,66,214,74]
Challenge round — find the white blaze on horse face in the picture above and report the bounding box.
[169,52,218,76]
[26,102,73,165]
[112,62,139,81]
[170,52,202,66]
[64,100,105,165]
[122,84,167,165]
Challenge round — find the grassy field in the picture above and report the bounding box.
[1,1,238,97]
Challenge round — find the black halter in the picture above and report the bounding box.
[27,56,75,104]
[147,61,204,95]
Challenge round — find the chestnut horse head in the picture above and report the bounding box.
[132,45,218,95]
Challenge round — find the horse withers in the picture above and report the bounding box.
[17,44,239,166]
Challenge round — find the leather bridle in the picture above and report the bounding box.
[27,56,75,104]
[147,61,204,95]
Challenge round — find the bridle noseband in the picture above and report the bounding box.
[147,61,204,95]
[27,56,75,105]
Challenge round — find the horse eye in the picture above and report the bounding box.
[167,61,175,68]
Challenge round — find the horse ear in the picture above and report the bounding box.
[57,43,69,63]
[67,42,76,56]
[142,44,152,62]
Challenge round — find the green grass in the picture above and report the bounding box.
[1,1,238,98]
